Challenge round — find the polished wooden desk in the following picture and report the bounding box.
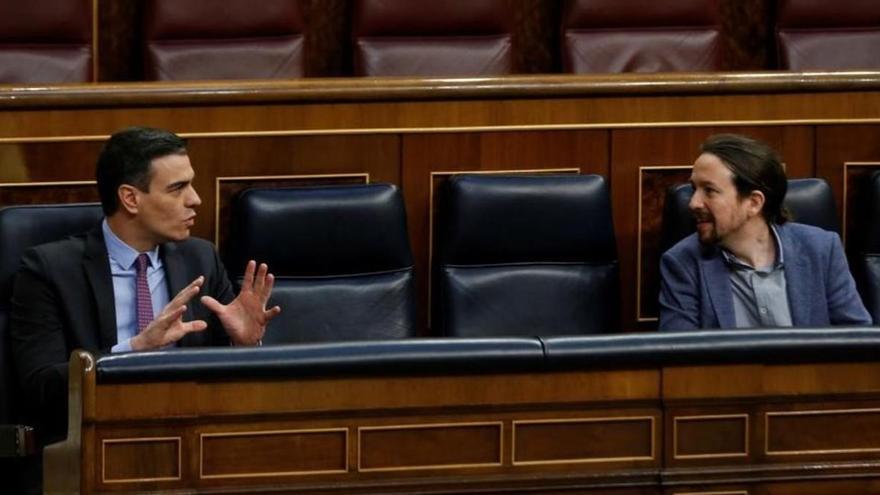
[43,332,880,494]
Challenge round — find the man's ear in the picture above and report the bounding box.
[118,184,140,214]
[748,190,766,218]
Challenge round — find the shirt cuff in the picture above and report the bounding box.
[111,338,133,353]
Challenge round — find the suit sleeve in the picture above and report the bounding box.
[658,250,701,331]
[9,249,71,442]
[825,233,873,325]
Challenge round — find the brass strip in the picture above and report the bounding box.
[199,427,349,479]
[765,407,880,455]
[426,168,580,324]
[4,118,880,144]
[101,436,181,484]
[672,413,749,460]
[213,173,370,245]
[357,421,503,473]
[511,415,656,466]
[636,165,692,322]
[673,491,748,495]
[841,161,880,246]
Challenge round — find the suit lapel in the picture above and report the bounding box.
[83,228,118,349]
[701,248,737,328]
[162,242,201,346]
[780,225,811,326]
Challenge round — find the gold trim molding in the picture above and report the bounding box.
[673,413,749,460]
[765,407,880,456]
[101,436,182,484]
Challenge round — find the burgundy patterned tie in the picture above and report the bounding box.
[135,253,154,333]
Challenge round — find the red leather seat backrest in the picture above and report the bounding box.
[0,0,93,83]
[777,0,880,70]
[353,0,514,77]
[561,0,722,73]
[144,0,306,81]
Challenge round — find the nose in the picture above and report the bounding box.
[186,185,202,207]
[688,189,703,211]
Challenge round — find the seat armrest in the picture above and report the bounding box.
[0,424,35,457]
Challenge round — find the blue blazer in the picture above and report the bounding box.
[659,222,873,331]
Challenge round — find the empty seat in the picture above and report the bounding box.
[353,0,514,76]
[561,0,721,73]
[0,0,94,83]
[561,0,722,73]
[0,203,102,494]
[434,174,619,337]
[227,184,417,343]
[661,178,840,254]
[143,0,306,80]
[777,0,880,70]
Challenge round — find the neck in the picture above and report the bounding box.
[720,218,776,269]
[106,214,158,253]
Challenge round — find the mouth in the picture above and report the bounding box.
[184,216,196,227]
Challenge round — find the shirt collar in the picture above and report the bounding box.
[102,219,161,270]
[720,223,784,271]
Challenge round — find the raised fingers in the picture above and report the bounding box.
[241,260,256,290]
[168,276,204,308]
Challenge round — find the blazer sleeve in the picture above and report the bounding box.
[825,233,873,326]
[658,250,701,331]
[9,249,71,442]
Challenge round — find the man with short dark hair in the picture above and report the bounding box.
[659,133,872,330]
[10,127,281,449]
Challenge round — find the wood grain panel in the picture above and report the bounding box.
[766,408,880,456]
[673,414,748,459]
[513,417,654,465]
[0,182,99,207]
[402,130,609,333]
[201,429,347,478]
[102,437,180,483]
[358,422,502,471]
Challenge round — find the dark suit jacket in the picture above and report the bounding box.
[9,226,234,441]
[659,222,873,331]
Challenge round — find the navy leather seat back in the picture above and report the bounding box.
[435,175,619,337]
[661,178,840,254]
[860,171,880,324]
[228,184,416,343]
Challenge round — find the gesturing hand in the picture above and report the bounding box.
[130,276,208,351]
[201,260,281,346]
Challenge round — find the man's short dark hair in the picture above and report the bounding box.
[701,133,790,224]
[96,127,187,215]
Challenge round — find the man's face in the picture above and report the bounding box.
[688,152,752,246]
[134,153,201,244]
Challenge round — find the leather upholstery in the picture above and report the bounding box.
[435,175,618,337]
[143,0,306,80]
[227,184,416,343]
[353,0,514,76]
[562,0,722,73]
[94,328,880,382]
[0,0,93,83]
[0,204,101,490]
[661,178,840,254]
[860,171,880,324]
[777,0,880,70]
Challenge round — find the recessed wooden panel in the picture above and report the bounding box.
[638,166,692,321]
[0,181,99,207]
[102,437,180,483]
[214,173,368,251]
[766,408,880,455]
[201,429,348,478]
[513,417,654,465]
[674,414,749,459]
[359,422,502,472]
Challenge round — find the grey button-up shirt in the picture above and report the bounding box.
[720,224,793,328]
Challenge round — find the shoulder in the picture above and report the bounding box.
[662,233,705,264]
[164,236,219,258]
[778,222,838,250]
[22,232,90,267]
